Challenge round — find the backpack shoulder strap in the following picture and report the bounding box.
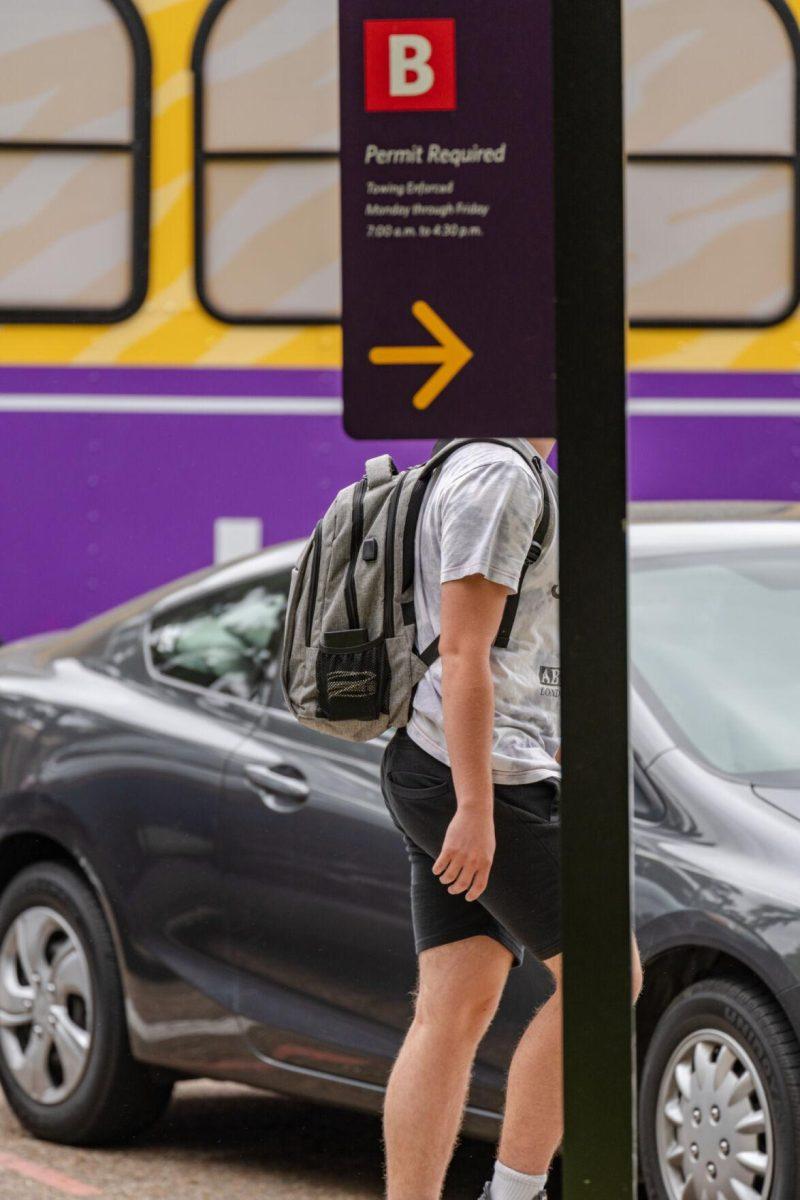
[401,439,536,601]
[493,456,550,648]
[423,436,539,479]
[415,440,553,664]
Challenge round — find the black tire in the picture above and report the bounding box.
[639,976,800,1200]
[0,861,174,1145]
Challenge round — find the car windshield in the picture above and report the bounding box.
[630,547,800,785]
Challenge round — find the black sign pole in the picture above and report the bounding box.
[554,3,634,1198]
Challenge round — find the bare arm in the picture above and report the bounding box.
[431,573,511,902]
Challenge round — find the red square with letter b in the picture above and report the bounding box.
[364,18,457,112]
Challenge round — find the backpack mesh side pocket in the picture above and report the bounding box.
[316,634,390,721]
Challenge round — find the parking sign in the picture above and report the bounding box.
[338,2,556,438]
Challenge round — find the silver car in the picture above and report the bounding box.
[0,504,799,1200]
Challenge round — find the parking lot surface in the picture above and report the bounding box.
[0,1080,500,1200]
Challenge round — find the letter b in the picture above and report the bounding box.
[389,34,434,97]
[364,19,456,112]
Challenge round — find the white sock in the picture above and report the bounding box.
[489,1159,548,1200]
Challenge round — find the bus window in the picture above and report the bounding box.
[0,0,150,323]
[624,0,799,327]
[193,0,341,325]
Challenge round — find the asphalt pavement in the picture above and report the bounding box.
[0,1079,502,1200]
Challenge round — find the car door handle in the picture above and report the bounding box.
[244,763,309,812]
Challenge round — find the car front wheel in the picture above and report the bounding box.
[0,861,174,1145]
[639,976,800,1200]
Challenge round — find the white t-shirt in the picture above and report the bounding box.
[406,439,561,785]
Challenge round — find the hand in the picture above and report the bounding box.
[432,807,496,902]
[555,743,562,765]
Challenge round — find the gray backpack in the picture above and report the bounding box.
[280,438,551,743]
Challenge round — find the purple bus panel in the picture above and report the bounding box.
[1,367,799,643]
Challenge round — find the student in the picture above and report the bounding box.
[380,436,644,1200]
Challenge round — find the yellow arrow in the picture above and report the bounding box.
[369,301,474,411]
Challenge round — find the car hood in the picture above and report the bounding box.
[753,785,800,823]
[0,629,68,673]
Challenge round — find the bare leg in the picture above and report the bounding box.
[383,935,513,1200]
[497,933,645,1176]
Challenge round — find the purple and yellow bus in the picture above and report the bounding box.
[1,0,799,642]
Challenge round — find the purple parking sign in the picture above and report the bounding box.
[338,1,557,439]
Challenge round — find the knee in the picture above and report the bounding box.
[539,950,643,1005]
[413,981,503,1043]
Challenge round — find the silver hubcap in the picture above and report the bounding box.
[0,905,93,1104]
[656,1027,774,1199]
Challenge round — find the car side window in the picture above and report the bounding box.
[633,768,666,824]
[147,572,290,703]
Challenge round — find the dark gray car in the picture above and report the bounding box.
[1,504,799,1200]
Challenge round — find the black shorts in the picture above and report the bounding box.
[380,726,562,968]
